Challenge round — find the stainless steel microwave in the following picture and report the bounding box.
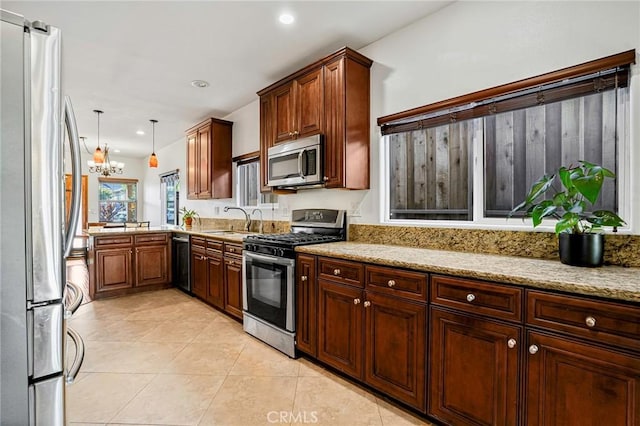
[267,135,323,188]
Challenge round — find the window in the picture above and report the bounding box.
[98,178,138,222]
[380,51,633,227]
[160,170,180,225]
[235,153,277,208]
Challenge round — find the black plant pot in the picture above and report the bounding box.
[558,233,604,267]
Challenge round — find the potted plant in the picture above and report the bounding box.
[179,207,199,228]
[509,161,625,267]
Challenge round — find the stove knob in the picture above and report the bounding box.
[271,247,278,256]
[278,248,285,257]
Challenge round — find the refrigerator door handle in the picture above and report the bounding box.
[63,281,83,318]
[63,96,82,259]
[65,326,84,384]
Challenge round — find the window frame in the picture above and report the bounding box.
[98,177,138,223]
[234,152,277,209]
[378,51,634,233]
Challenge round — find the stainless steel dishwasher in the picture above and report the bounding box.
[172,233,191,294]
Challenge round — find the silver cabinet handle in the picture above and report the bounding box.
[507,338,517,349]
[364,301,371,308]
[585,316,597,328]
[301,275,308,282]
[333,268,341,276]
[63,96,82,259]
[65,326,85,384]
[529,344,539,355]
[466,293,476,302]
[387,280,396,287]
[64,282,83,319]
[353,298,361,305]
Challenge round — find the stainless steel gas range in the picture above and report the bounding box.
[242,209,346,357]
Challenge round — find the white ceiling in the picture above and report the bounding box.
[4,1,451,158]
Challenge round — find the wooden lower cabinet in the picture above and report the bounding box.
[296,254,317,356]
[191,248,208,300]
[135,244,169,286]
[317,278,363,379]
[525,330,640,426]
[95,247,133,293]
[365,291,427,412]
[429,307,521,425]
[206,252,224,309]
[223,255,243,320]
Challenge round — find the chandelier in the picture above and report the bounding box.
[86,110,125,177]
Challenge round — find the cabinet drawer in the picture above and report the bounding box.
[526,290,640,351]
[191,237,206,249]
[318,257,364,288]
[224,243,243,256]
[431,275,523,322]
[94,235,133,247]
[134,233,168,245]
[206,239,223,252]
[365,265,427,301]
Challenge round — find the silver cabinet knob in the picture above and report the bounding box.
[529,344,539,355]
[301,275,308,282]
[585,316,596,328]
[364,301,371,308]
[507,338,517,349]
[466,293,476,302]
[387,279,396,287]
[333,268,341,276]
[353,298,361,305]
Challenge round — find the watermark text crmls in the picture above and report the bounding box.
[267,410,319,423]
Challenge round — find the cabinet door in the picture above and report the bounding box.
[526,330,640,426]
[365,292,427,412]
[429,307,521,426]
[296,255,317,356]
[135,244,169,286]
[317,279,363,379]
[95,248,133,294]
[207,253,224,309]
[191,250,207,300]
[260,95,273,192]
[273,82,295,144]
[223,256,243,320]
[323,58,345,188]
[186,131,198,199]
[296,68,323,138]
[197,125,212,199]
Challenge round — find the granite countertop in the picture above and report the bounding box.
[85,226,252,244]
[296,242,640,303]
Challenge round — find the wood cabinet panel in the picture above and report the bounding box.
[206,252,224,309]
[191,248,207,300]
[273,83,295,144]
[187,131,198,199]
[365,265,428,301]
[296,68,323,138]
[525,330,640,426]
[94,235,132,247]
[224,255,243,320]
[197,125,212,198]
[318,257,364,287]
[260,95,273,191]
[365,292,427,412]
[95,247,133,293]
[526,290,640,352]
[323,57,345,188]
[317,279,363,379]
[135,244,169,286]
[429,307,521,426]
[296,254,317,356]
[431,275,523,322]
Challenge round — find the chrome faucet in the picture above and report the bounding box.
[251,209,264,234]
[224,206,251,232]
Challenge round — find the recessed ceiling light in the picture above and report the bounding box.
[191,80,209,88]
[114,149,121,153]
[136,130,145,135]
[279,13,294,25]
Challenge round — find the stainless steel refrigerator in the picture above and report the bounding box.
[1,9,85,425]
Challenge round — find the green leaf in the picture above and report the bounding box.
[573,174,603,204]
[508,200,528,217]
[567,200,585,214]
[524,174,554,204]
[555,212,579,234]
[587,210,626,228]
[531,201,556,227]
[558,167,573,191]
[552,192,567,206]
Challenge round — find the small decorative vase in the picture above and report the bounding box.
[184,217,193,228]
[558,233,604,267]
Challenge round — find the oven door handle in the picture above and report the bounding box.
[244,251,295,267]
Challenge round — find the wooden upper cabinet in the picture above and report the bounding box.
[185,118,233,200]
[257,47,372,190]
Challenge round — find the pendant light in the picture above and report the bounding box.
[92,110,105,164]
[148,119,158,168]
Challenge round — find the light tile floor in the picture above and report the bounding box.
[67,288,432,426]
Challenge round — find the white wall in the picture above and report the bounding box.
[142,1,640,232]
